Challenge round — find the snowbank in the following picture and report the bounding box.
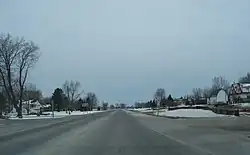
[8,115,64,120]
[133,108,153,112]
[8,110,105,120]
[171,104,208,108]
[238,103,250,108]
[43,110,104,116]
[156,109,226,118]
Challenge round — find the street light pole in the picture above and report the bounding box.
[52,100,54,118]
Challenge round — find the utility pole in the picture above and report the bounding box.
[52,100,54,118]
[157,100,160,116]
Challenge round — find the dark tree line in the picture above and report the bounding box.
[239,73,250,83]
[51,87,98,112]
[190,76,230,100]
[135,88,174,108]
[189,73,250,101]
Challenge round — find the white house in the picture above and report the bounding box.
[207,89,228,104]
[11,100,42,114]
[216,89,229,104]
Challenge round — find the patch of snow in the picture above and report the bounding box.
[8,115,64,120]
[170,105,208,108]
[238,103,250,107]
[43,110,105,116]
[7,110,105,120]
[177,104,190,107]
[240,112,250,116]
[192,105,208,107]
[42,104,51,108]
[156,109,226,118]
[242,83,250,87]
[133,108,154,112]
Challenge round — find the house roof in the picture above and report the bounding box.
[42,104,51,108]
[209,89,227,97]
[230,83,250,94]
[82,103,89,107]
[242,83,250,88]
[22,100,41,106]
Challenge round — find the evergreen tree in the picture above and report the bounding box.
[167,94,174,101]
[52,88,64,112]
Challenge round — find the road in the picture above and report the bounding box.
[1,110,250,155]
[0,115,95,137]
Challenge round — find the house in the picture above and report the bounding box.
[194,98,207,105]
[11,100,42,114]
[41,104,51,112]
[173,97,185,105]
[80,102,89,111]
[207,89,229,104]
[229,83,250,104]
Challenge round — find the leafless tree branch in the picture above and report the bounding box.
[0,33,40,117]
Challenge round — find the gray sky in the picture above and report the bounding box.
[1,0,250,104]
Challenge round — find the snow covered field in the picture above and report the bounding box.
[7,110,105,120]
[238,103,250,107]
[156,109,226,118]
[133,108,154,113]
[43,110,104,116]
[132,107,227,118]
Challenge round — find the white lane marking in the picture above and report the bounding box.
[147,126,216,155]
[126,110,216,155]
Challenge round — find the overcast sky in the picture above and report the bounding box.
[1,0,250,104]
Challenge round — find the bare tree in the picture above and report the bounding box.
[85,92,98,111]
[212,76,230,90]
[23,83,42,101]
[41,96,51,105]
[192,88,203,100]
[102,101,108,110]
[23,83,42,114]
[202,87,211,99]
[63,80,83,105]
[239,73,250,83]
[154,88,166,104]
[0,34,40,117]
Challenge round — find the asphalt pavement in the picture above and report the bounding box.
[0,115,92,137]
[1,110,250,155]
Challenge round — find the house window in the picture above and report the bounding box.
[30,104,36,108]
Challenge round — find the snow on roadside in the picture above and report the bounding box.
[156,109,226,118]
[133,108,154,112]
[7,110,105,120]
[8,115,64,120]
[43,110,104,116]
[238,103,250,108]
